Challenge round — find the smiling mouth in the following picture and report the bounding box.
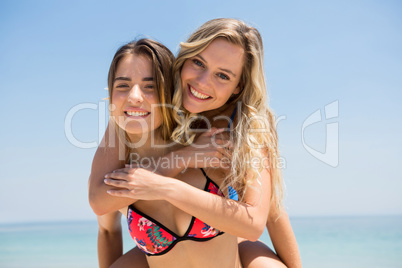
[124,111,150,117]
[189,85,211,100]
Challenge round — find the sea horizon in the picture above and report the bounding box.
[2,212,401,225]
[1,214,401,267]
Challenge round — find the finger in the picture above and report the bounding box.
[104,178,129,188]
[199,128,216,137]
[105,172,129,181]
[200,127,226,137]
[209,141,232,153]
[125,164,139,168]
[114,167,139,174]
[126,163,143,169]
[215,129,230,136]
[215,132,231,143]
[212,128,226,134]
[213,138,233,148]
[111,167,130,173]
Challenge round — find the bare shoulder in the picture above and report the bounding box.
[89,122,125,200]
[91,122,125,175]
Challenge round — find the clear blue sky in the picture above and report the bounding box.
[0,0,401,223]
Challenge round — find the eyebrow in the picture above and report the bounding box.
[114,77,154,82]
[197,55,237,78]
[114,77,131,82]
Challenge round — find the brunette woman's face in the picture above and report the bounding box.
[180,38,244,114]
[111,54,162,135]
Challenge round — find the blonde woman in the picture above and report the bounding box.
[91,19,301,267]
[169,18,301,267]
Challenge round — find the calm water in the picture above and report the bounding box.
[0,215,401,267]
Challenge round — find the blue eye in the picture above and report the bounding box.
[193,59,204,67]
[217,73,229,80]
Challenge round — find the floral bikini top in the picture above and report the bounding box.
[126,169,238,256]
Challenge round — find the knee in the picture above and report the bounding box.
[238,239,287,268]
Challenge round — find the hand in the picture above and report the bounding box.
[175,128,233,171]
[104,168,171,200]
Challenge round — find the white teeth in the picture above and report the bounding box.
[190,86,210,99]
[126,111,149,116]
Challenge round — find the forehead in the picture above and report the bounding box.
[115,54,153,77]
[199,38,244,74]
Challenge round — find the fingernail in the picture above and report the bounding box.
[104,174,110,178]
[106,190,112,194]
[104,179,109,183]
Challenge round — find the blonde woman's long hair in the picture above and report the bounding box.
[171,18,283,215]
[107,38,176,163]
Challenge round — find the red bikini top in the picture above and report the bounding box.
[126,169,224,256]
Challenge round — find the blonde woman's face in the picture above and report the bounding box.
[180,38,244,114]
[111,54,162,135]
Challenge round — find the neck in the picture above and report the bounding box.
[126,130,168,159]
[201,103,234,121]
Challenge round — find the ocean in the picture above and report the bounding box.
[0,215,401,267]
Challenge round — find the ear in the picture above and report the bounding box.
[233,85,241,95]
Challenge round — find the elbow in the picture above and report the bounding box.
[89,192,107,216]
[90,204,107,217]
[88,179,107,216]
[243,217,265,242]
[248,223,265,242]
[240,205,268,241]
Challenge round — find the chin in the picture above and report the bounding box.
[122,129,145,136]
[183,101,202,114]
[184,106,199,114]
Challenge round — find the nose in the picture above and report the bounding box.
[196,70,212,89]
[127,84,143,104]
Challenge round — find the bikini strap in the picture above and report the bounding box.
[200,168,239,201]
[200,168,216,187]
[228,106,237,128]
[200,168,210,180]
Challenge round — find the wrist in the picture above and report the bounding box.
[160,176,180,202]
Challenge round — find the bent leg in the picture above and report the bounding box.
[238,237,286,268]
[110,247,148,268]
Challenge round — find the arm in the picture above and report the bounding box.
[88,122,139,215]
[267,209,302,268]
[130,128,230,178]
[89,124,228,215]
[105,165,271,241]
[165,170,270,241]
[97,211,123,268]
